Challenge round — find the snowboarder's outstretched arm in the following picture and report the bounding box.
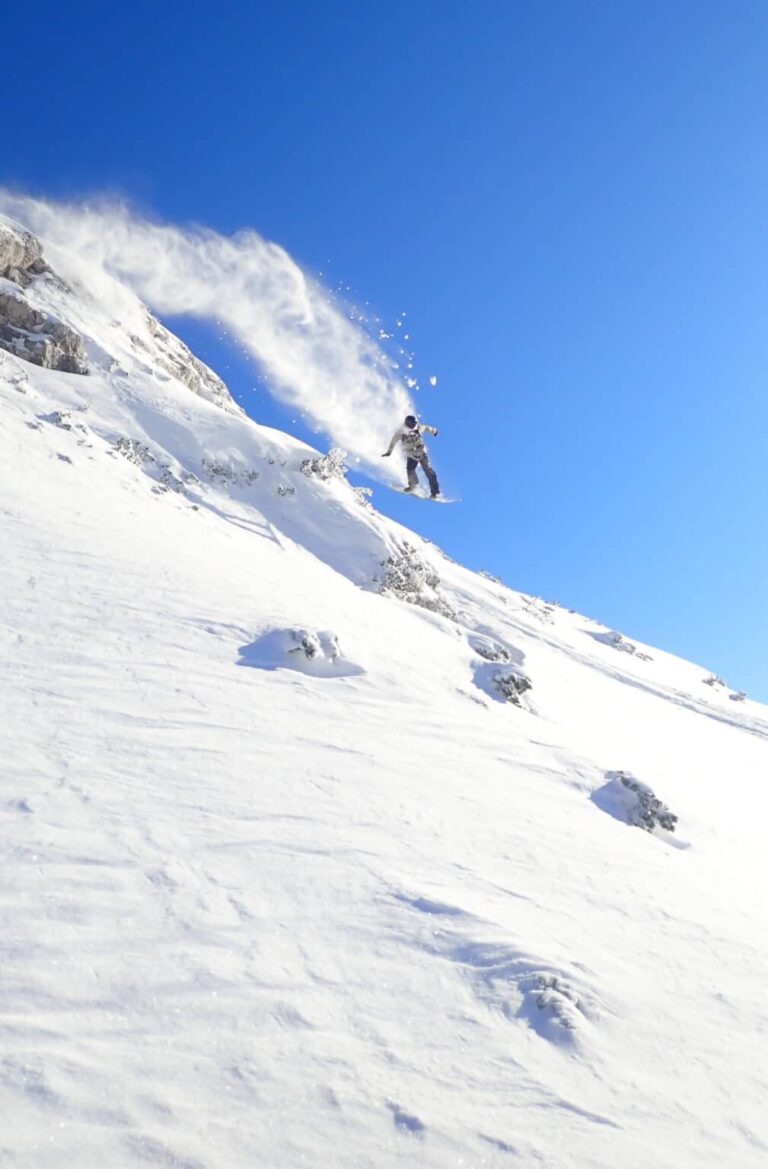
[420,424,438,437]
[382,429,402,457]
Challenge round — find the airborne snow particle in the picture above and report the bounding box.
[429,376,438,387]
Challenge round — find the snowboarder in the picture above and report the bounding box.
[382,415,441,498]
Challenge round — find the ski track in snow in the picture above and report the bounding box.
[2,216,768,1168]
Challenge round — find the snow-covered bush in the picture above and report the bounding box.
[157,468,185,493]
[289,629,339,663]
[492,668,532,706]
[277,484,296,498]
[300,447,347,481]
[531,972,583,1032]
[113,437,194,494]
[593,771,678,834]
[730,690,747,703]
[469,634,514,663]
[238,628,363,678]
[378,542,456,620]
[351,485,373,511]
[703,674,726,688]
[592,630,653,661]
[114,436,154,465]
[522,596,556,624]
[202,458,259,486]
[300,449,373,509]
[202,458,236,484]
[41,410,73,430]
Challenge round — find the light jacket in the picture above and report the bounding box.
[384,423,438,460]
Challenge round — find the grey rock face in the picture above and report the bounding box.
[0,286,88,374]
[0,223,47,286]
[0,222,88,375]
[139,314,240,414]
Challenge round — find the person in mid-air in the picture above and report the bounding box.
[382,414,441,498]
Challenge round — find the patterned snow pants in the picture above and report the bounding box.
[406,454,440,496]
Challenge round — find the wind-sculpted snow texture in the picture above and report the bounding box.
[2,212,768,1169]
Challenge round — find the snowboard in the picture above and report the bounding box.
[393,487,458,504]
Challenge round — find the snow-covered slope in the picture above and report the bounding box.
[2,216,767,1169]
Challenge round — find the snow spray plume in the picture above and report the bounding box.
[0,192,413,477]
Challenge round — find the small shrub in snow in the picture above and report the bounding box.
[202,458,236,484]
[378,543,456,621]
[300,447,347,481]
[40,409,91,447]
[480,569,502,584]
[352,485,373,511]
[202,458,259,486]
[730,690,747,703]
[603,771,678,833]
[41,410,73,430]
[522,596,556,624]
[492,668,532,706]
[593,630,653,661]
[114,437,193,494]
[114,437,154,465]
[469,635,513,663]
[4,363,29,392]
[238,628,362,678]
[532,973,582,1031]
[158,468,185,493]
[277,485,296,498]
[703,674,726,688]
[289,629,340,663]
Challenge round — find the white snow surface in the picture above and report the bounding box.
[1,216,767,1168]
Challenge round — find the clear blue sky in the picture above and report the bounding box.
[4,0,767,699]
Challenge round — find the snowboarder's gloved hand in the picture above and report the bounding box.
[381,452,390,457]
[434,429,439,436]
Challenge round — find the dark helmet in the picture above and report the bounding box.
[404,415,417,428]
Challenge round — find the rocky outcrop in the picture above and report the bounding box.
[0,283,87,374]
[0,222,87,375]
[134,313,241,414]
[0,223,48,287]
[0,218,239,399]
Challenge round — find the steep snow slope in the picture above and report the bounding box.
[1,218,767,1169]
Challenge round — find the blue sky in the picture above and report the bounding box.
[4,0,767,699]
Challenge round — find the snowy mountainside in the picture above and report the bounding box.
[1,217,767,1169]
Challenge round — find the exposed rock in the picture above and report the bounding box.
[0,222,86,374]
[492,668,532,705]
[0,285,87,375]
[592,770,678,834]
[301,448,347,481]
[0,223,47,287]
[144,313,241,414]
[378,542,457,621]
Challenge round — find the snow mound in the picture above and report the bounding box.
[239,628,364,678]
